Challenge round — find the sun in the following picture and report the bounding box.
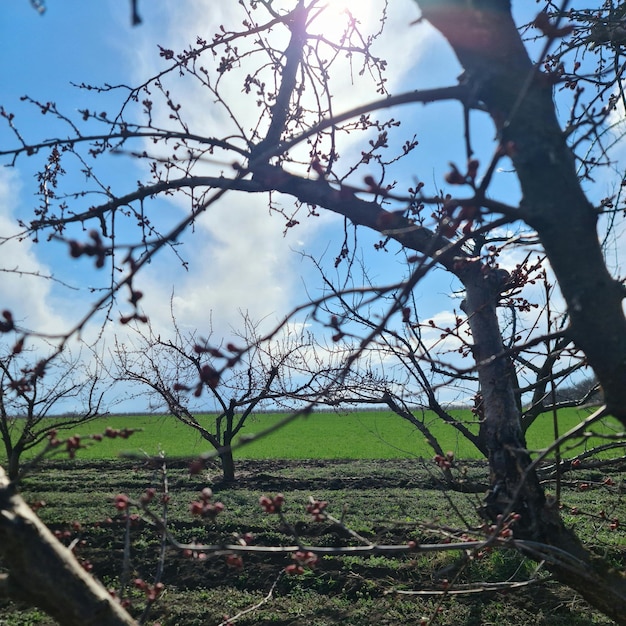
[305,1,376,40]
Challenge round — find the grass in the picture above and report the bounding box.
[4,406,621,464]
[1,458,623,625]
[2,409,623,625]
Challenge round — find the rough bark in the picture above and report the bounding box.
[414,1,626,620]
[0,465,137,626]
[7,447,21,482]
[458,265,626,623]
[457,263,543,515]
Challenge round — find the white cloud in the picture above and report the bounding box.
[134,197,303,339]
[0,169,69,337]
[114,0,433,341]
[0,0,442,413]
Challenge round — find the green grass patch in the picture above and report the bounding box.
[524,408,624,456]
[2,406,622,464]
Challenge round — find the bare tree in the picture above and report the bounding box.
[0,345,108,480]
[2,0,626,623]
[114,311,346,481]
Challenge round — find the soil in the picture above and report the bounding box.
[1,458,619,625]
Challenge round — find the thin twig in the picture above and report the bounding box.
[217,571,284,626]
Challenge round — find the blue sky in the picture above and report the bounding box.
[0,1,622,413]
[1,1,452,336]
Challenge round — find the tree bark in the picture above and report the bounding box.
[414,1,626,620]
[456,261,626,624]
[7,448,21,483]
[457,262,544,521]
[417,0,626,424]
[0,465,137,626]
[219,445,236,483]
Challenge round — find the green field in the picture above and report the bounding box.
[7,407,621,463]
[2,412,624,626]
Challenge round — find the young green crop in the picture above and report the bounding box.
[2,407,615,463]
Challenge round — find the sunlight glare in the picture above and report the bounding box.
[306,1,376,41]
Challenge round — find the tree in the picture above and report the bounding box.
[114,311,342,482]
[0,345,108,480]
[308,250,624,492]
[2,0,626,623]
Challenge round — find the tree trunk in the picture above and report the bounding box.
[415,1,626,620]
[219,446,236,483]
[458,260,626,623]
[8,447,22,482]
[458,262,543,525]
[417,0,626,424]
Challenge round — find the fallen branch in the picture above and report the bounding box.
[217,571,284,626]
[390,577,545,596]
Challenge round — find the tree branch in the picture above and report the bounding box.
[0,466,137,626]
